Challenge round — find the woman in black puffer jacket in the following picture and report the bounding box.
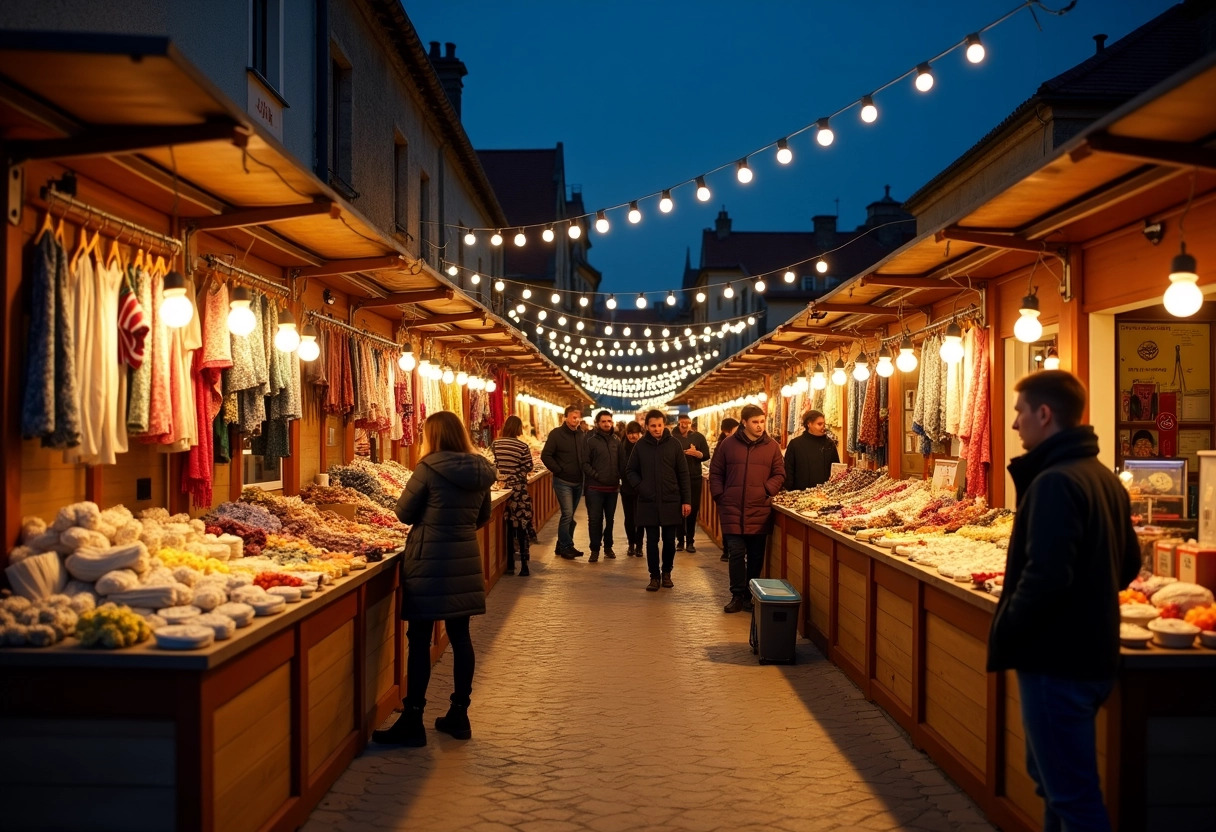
[373,411,495,747]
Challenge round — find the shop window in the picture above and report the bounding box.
[242,440,282,491]
[328,47,354,194]
[802,275,814,292]
[393,132,408,237]
[250,0,282,90]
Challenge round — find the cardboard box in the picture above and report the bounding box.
[1155,538,1184,577]
[1176,543,1216,593]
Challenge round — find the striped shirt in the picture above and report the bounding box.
[492,437,533,481]
[117,283,149,369]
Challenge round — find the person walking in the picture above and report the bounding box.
[374,411,496,746]
[672,413,710,553]
[583,409,622,561]
[716,417,739,447]
[618,421,644,556]
[625,409,690,591]
[988,371,1139,832]
[492,415,534,577]
[784,409,840,491]
[541,405,587,559]
[710,404,785,613]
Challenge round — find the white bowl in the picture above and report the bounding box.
[1147,618,1199,649]
[1120,603,1160,626]
[1200,630,1216,649]
[1119,623,1152,649]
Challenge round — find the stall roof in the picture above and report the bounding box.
[672,49,1216,405]
[0,32,587,403]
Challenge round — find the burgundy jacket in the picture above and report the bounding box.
[709,429,786,535]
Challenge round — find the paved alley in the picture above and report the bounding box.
[303,503,996,832]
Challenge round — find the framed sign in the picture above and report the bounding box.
[1117,321,1211,422]
[931,459,962,494]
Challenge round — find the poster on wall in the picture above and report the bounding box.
[1117,322,1211,423]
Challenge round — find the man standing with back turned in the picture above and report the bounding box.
[672,413,710,553]
[988,370,1139,832]
[542,405,587,560]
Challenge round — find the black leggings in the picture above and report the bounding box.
[406,616,474,708]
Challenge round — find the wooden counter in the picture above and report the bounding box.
[769,506,1216,832]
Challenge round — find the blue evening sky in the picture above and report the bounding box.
[406,1,1177,297]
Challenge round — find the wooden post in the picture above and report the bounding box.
[1,202,23,550]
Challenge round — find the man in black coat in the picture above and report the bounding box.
[671,413,710,552]
[988,370,1139,832]
[625,410,691,592]
[582,410,622,561]
[541,405,587,558]
[784,409,840,491]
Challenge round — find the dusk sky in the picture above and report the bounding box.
[407,1,1176,300]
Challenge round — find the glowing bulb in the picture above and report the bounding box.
[447,264,458,276]
[736,158,753,184]
[463,230,476,246]
[595,210,610,233]
[747,316,756,326]
[298,329,321,362]
[551,292,561,304]
[1014,294,1043,343]
[831,360,847,386]
[781,385,793,398]
[568,223,581,239]
[876,346,894,378]
[522,287,533,299]
[811,362,827,390]
[558,316,567,326]
[723,283,734,300]
[940,323,965,364]
[1043,348,1061,371]
[623,327,632,337]
[537,310,547,321]
[160,272,194,329]
[542,226,555,243]
[776,138,793,165]
[1164,244,1203,317]
[659,190,674,213]
[576,321,584,331]
[965,34,986,64]
[486,379,497,393]
[816,259,828,274]
[470,273,481,285]
[605,325,613,335]
[754,278,766,293]
[695,290,706,303]
[915,62,934,92]
[664,291,677,307]
[227,287,256,336]
[442,368,455,384]
[516,303,525,314]
[695,176,711,202]
[579,295,589,307]
[860,94,878,124]
[853,356,870,382]
[782,270,796,284]
[274,308,301,352]
[494,279,505,292]
[514,231,526,247]
[456,371,468,386]
[491,230,503,247]
[606,294,617,310]
[628,201,642,224]
[636,293,647,309]
[815,118,834,147]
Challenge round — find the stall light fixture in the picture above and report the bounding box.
[227,286,257,336]
[965,34,986,64]
[1043,346,1060,371]
[695,177,711,201]
[1164,243,1202,317]
[274,307,301,352]
[940,322,965,364]
[896,334,918,373]
[876,345,895,378]
[860,94,878,124]
[776,138,793,165]
[659,190,674,214]
[914,62,935,92]
[831,358,848,386]
[160,271,194,329]
[298,323,321,362]
[811,360,827,390]
[1014,291,1043,343]
[853,353,871,382]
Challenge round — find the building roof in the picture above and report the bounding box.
[478,147,562,281]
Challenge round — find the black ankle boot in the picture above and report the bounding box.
[373,701,426,746]
[434,699,471,740]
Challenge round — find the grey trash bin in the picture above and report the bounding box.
[748,578,801,664]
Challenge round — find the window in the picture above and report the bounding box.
[393,133,408,236]
[250,0,282,89]
[802,275,814,292]
[242,439,282,491]
[329,47,353,191]
[419,171,432,265]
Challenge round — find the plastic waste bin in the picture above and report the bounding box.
[748,578,801,664]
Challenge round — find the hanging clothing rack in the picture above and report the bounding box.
[200,253,291,297]
[305,309,401,351]
[882,303,985,345]
[41,187,183,254]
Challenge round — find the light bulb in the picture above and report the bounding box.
[551,292,561,304]
[815,118,834,147]
[456,371,468,386]
[491,230,503,247]
[606,294,617,310]
[1043,348,1060,371]
[514,231,526,247]
[446,264,458,277]
[853,356,870,382]
[776,138,793,165]
[635,293,648,309]
[723,283,735,299]
[831,360,847,386]
[486,379,497,393]
[940,323,965,364]
[516,303,525,314]
[494,279,505,292]
[695,176,711,201]
[160,272,194,329]
[915,62,934,92]
[579,295,589,307]
[298,330,321,362]
[747,316,756,326]
[628,201,641,224]
[623,327,632,337]
[659,190,674,213]
[605,325,613,335]
[781,385,793,398]
[695,290,706,303]
[753,278,767,294]
[227,287,257,336]
[470,273,481,285]
[538,310,547,321]
[736,158,753,184]
[876,346,895,378]
[568,222,581,239]
[665,291,677,306]
[274,308,300,352]
[811,362,827,390]
[542,226,555,242]
[442,368,454,384]
[965,34,986,64]
[860,94,878,124]
[576,321,584,331]
[595,210,609,233]
[522,287,533,299]
[816,259,828,274]
[1014,293,1042,343]
[463,230,476,246]
[1164,244,1202,317]
[558,316,567,326]
[419,359,430,376]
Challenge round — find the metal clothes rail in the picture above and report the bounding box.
[41,187,183,254]
[305,309,401,351]
[199,253,291,297]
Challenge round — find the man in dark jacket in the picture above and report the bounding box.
[542,405,587,558]
[672,414,710,553]
[710,404,785,613]
[582,410,622,561]
[626,409,691,591]
[784,409,840,491]
[618,421,644,556]
[988,371,1139,832]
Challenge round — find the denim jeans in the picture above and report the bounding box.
[643,524,677,577]
[584,488,618,551]
[1017,671,1115,832]
[552,478,583,550]
[406,617,473,707]
[724,533,767,597]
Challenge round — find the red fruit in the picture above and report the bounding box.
[1159,603,1183,620]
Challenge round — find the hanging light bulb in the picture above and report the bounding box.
[628,201,642,224]
[463,229,476,246]
[542,225,555,243]
[1014,292,1043,343]
[522,287,533,300]
[915,62,935,92]
[876,345,895,378]
[1164,243,1203,317]
[442,368,455,384]
[940,322,965,364]
[816,259,828,274]
[576,321,584,331]
[736,158,753,184]
[860,94,878,124]
[468,273,481,286]
[604,325,613,335]
[635,293,648,309]
[623,327,632,337]
[781,384,794,398]
[774,137,793,165]
[831,358,848,386]
[447,264,458,276]
[694,176,711,202]
[494,279,505,292]
[1043,346,1060,371]
[537,310,547,321]
[965,33,986,64]
[227,286,257,336]
[695,290,706,303]
[853,353,871,381]
[160,271,194,329]
[815,118,835,147]
[486,379,497,393]
[659,190,674,214]
[664,290,677,307]
[754,278,766,293]
[568,222,581,239]
[595,210,610,234]
[551,291,562,305]
[298,323,321,362]
[418,358,431,377]
[606,294,617,310]
[456,370,469,386]
[514,230,527,247]
[274,307,301,352]
[579,294,589,307]
[723,282,735,299]
[811,360,827,390]
[783,270,796,284]
[491,230,503,247]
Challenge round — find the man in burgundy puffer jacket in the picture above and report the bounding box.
[709,404,785,613]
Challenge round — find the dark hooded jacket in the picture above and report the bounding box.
[541,422,586,485]
[618,437,642,495]
[784,431,840,490]
[583,427,622,489]
[625,429,691,527]
[709,429,785,535]
[395,451,496,620]
[987,426,1141,679]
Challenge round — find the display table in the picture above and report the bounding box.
[769,505,1216,832]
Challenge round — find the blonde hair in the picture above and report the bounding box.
[420,411,475,459]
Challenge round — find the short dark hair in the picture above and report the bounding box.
[644,408,665,425]
[626,421,643,435]
[1014,370,1086,428]
[720,418,739,433]
[802,409,825,430]
[564,404,582,417]
[501,415,524,438]
[1132,429,1155,447]
[740,404,764,422]
[595,410,613,422]
[678,413,691,421]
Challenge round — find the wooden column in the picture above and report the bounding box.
[1,201,23,549]
[283,419,301,496]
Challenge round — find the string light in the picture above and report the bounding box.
[852,353,870,382]
[543,225,555,242]
[636,293,648,309]
[876,345,895,378]
[666,291,677,306]
[298,323,321,362]
[815,118,835,147]
[491,230,503,247]
[463,229,476,245]
[628,201,642,224]
[816,259,828,274]
[514,230,526,246]
[965,34,986,64]
[551,291,561,304]
[595,210,610,233]
[723,282,735,299]
[860,94,878,124]
[776,138,793,165]
[227,287,256,336]
[568,222,582,239]
[447,264,458,276]
[659,190,674,213]
[470,273,480,284]
[606,294,617,310]
[784,270,796,284]
[896,335,918,373]
[915,62,935,92]
[522,287,533,299]
[695,177,711,201]
[579,294,589,307]
[754,278,766,293]
[735,158,753,184]
[494,278,505,292]
[695,290,706,303]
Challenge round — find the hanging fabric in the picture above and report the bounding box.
[959,328,992,498]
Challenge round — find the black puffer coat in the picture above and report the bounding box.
[395,451,496,620]
[618,438,642,495]
[582,428,622,488]
[625,429,691,527]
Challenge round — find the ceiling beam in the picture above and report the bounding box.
[810,302,900,317]
[935,227,1052,254]
[409,312,487,327]
[296,255,412,278]
[860,275,983,289]
[352,288,453,309]
[429,325,508,339]
[187,200,338,230]
[1070,132,1216,171]
[7,119,249,164]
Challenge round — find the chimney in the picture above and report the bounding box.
[428,41,469,118]
[715,207,732,240]
[1093,34,1107,54]
[812,214,837,249]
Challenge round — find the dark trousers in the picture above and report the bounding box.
[406,616,473,708]
[724,533,767,597]
[1018,671,1115,832]
[644,524,677,577]
[621,493,642,546]
[678,478,703,545]
[504,521,530,564]
[584,488,618,551]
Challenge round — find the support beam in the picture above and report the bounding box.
[295,255,411,278]
[1070,132,1216,171]
[7,120,249,163]
[410,312,488,327]
[187,200,337,230]
[352,288,453,309]
[430,325,508,338]
[936,227,1067,257]
[775,325,855,337]
[860,275,984,289]
[810,302,900,317]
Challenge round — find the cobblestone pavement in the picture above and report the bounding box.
[303,501,996,832]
